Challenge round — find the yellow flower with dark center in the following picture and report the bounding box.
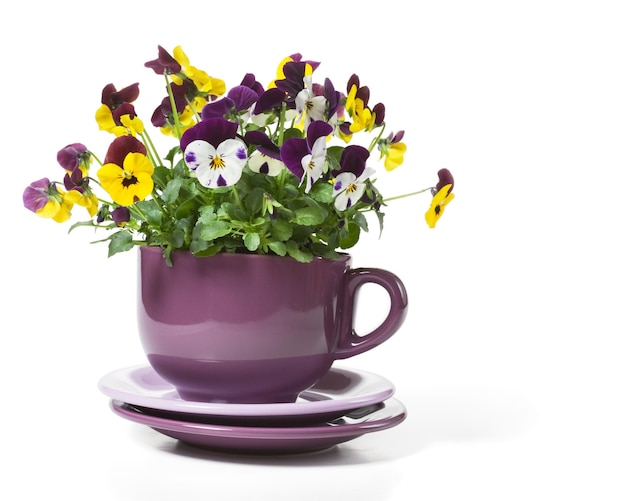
[425,184,454,228]
[97,152,154,206]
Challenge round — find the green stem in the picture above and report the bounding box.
[277,102,287,146]
[185,96,202,122]
[165,74,182,140]
[231,185,244,210]
[139,132,159,170]
[368,124,386,153]
[141,129,163,168]
[89,151,104,166]
[382,187,433,203]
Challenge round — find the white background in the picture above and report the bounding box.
[2,1,625,499]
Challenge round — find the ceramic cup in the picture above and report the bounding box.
[137,247,408,404]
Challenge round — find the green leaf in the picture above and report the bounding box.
[171,228,185,248]
[189,238,209,254]
[375,210,385,237]
[244,187,265,214]
[243,232,261,251]
[152,165,171,189]
[268,241,287,256]
[353,211,369,232]
[197,205,217,224]
[219,202,246,221]
[310,181,334,204]
[326,146,343,172]
[292,206,325,226]
[133,200,163,226]
[270,218,293,241]
[286,241,313,262]
[339,221,361,249]
[283,127,303,140]
[175,198,199,219]
[200,220,231,241]
[107,231,134,257]
[164,146,182,163]
[162,178,183,204]
[192,243,223,257]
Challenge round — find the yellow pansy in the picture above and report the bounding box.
[97,152,154,206]
[425,184,455,228]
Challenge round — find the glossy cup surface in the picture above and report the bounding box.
[138,248,407,403]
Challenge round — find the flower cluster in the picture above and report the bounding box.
[23,46,455,265]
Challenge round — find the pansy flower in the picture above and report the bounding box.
[23,178,74,223]
[280,120,333,192]
[56,143,99,216]
[378,131,407,171]
[150,81,204,135]
[425,169,455,228]
[95,83,144,137]
[332,145,375,211]
[268,54,320,89]
[249,87,289,126]
[62,167,99,217]
[273,58,319,106]
[171,46,226,98]
[295,75,326,129]
[201,85,260,121]
[343,74,385,135]
[97,136,154,206]
[244,130,285,176]
[144,45,182,75]
[57,143,90,172]
[181,117,248,188]
[111,206,131,226]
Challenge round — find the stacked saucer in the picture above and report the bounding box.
[98,365,406,454]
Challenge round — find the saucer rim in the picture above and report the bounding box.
[110,397,407,441]
[98,364,395,418]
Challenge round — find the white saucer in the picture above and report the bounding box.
[110,397,407,454]
[98,365,395,422]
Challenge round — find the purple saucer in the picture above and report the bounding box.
[110,397,407,454]
[98,365,395,425]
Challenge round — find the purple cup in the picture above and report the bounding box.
[138,247,408,404]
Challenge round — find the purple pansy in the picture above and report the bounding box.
[201,85,259,120]
[57,143,89,172]
[111,206,131,225]
[280,120,333,192]
[244,130,284,176]
[23,178,53,213]
[252,88,287,117]
[332,145,375,211]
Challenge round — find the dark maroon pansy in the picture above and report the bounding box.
[104,136,147,166]
[435,168,454,193]
[373,103,386,125]
[144,45,182,75]
[101,83,140,109]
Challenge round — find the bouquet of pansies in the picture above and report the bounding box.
[23,45,455,265]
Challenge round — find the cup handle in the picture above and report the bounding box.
[333,268,408,360]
